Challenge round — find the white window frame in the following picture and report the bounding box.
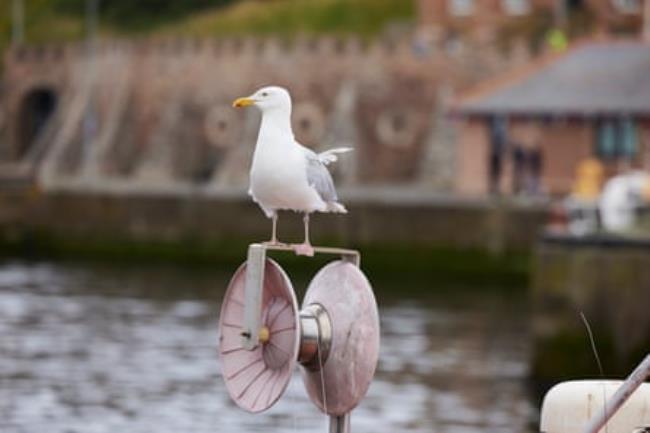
[449,0,475,16]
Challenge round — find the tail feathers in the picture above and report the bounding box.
[318,147,353,165]
[327,202,347,213]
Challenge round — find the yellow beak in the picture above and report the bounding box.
[233,97,255,108]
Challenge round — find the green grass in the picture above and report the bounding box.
[166,0,414,39]
[0,0,414,54]
[50,0,235,31]
[0,1,86,59]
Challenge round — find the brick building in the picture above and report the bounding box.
[416,0,646,35]
[452,40,650,196]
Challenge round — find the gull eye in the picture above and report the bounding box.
[261,92,269,97]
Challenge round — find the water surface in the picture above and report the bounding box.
[0,261,535,433]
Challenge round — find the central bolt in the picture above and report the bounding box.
[258,326,270,344]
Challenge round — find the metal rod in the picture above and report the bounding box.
[582,354,650,433]
[644,0,650,43]
[242,244,266,350]
[86,0,100,45]
[554,0,567,29]
[329,413,350,433]
[263,243,360,266]
[11,0,24,45]
[82,0,100,172]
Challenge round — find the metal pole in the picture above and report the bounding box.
[554,0,567,29]
[643,0,650,44]
[86,0,100,44]
[582,354,650,433]
[82,0,100,172]
[11,0,24,45]
[241,244,266,350]
[329,414,350,433]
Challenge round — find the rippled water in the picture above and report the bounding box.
[0,261,536,433]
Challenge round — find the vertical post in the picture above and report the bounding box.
[644,0,650,43]
[11,0,24,45]
[329,414,350,433]
[82,0,100,175]
[582,354,650,433]
[554,0,567,29]
[242,244,266,350]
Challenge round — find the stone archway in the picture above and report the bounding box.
[16,87,58,159]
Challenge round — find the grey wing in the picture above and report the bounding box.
[302,146,338,203]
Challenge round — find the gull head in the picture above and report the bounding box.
[232,86,291,113]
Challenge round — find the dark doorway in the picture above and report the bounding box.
[567,0,584,12]
[17,88,58,159]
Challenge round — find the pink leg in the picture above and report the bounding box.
[263,212,286,246]
[293,213,315,256]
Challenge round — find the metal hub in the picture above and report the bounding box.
[299,303,332,370]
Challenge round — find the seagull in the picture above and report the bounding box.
[232,86,351,256]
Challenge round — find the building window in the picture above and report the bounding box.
[595,119,638,159]
[612,0,641,13]
[502,0,530,15]
[450,0,475,16]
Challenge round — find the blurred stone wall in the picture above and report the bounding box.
[0,35,534,194]
[532,239,650,388]
[0,189,546,254]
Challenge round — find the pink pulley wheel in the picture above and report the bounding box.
[218,258,300,413]
[300,260,380,416]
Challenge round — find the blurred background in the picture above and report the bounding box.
[1,1,649,432]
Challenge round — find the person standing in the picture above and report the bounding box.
[512,142,525,194]
[488,115,508,195]
[527,144,543,195]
